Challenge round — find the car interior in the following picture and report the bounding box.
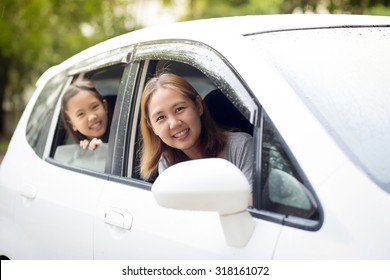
[152,60,253,135]
[51,60,254,179]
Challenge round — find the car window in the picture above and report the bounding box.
[26,73,67,157]
[50,64,125,173]
[260,112,319,221]
[126,59,254,184]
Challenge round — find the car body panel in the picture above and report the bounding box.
[1,14,390,259]
[275,161,390,259]
[94,180,282,259]
[2,126,104,259]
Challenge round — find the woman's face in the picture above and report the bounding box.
[66,90,108,140]
[148,87,204,159]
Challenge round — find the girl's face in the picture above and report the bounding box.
[148,88,204,159]
[66,90,108,140]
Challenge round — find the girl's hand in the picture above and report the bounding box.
[88,138,103,150]
[80,138,103,151]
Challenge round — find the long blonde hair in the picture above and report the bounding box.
[139,73,226,181]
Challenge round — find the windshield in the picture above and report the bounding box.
[249,27,390,192]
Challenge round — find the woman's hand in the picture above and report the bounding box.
[80,138,103,151]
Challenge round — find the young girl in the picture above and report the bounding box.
[60,79,109,150]
[139,73,254,190]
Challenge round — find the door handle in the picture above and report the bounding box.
[104,208,133,230]
[20,184,37,200]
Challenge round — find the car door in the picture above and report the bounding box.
[93,41,282,259]
[12,57,128,259]
[14,155,107,259]
[11,72,102,259]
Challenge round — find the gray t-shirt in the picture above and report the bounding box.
[223,132,254,187]
[158,132,254,188]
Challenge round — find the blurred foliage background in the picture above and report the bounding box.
[1,0,390,144]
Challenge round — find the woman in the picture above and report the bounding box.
[139,73,254,190]
[60,79,109,151]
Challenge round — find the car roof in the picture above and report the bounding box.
[37,14,390,86]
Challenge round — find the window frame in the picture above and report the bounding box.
[45,48,133,177]
[251,109,323,231]
[117,40,258,188]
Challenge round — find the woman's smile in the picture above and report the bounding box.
[172,128,189,139]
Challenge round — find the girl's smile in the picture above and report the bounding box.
[66,90,108,140]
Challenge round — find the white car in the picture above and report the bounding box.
[1,14,389,260]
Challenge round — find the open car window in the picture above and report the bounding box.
[126,59,254,184]
[49,64,125,173]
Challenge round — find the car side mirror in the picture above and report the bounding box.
[152,158,255,248]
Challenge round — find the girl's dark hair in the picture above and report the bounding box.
[60,79,109,143]
[139,72,226,180]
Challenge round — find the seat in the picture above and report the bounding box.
[103,94,117,120]
[203,89,253,135]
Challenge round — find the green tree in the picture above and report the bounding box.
[0,0,137,137]
[280,0,390,14]
[164,0,390,20]
[177,0,283,20]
